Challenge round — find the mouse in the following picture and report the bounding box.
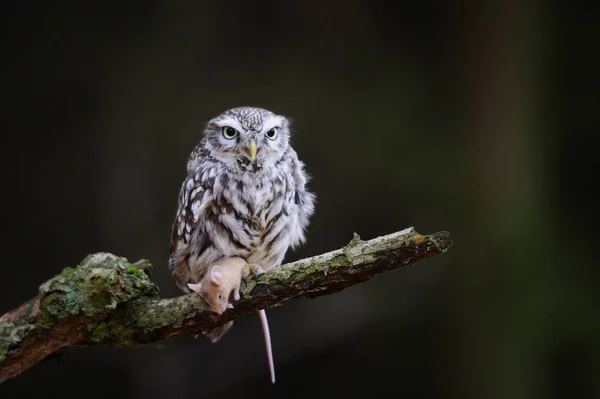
[187,257,276,384]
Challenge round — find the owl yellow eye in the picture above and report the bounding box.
[265,127,278,140]
[222,126,239,139]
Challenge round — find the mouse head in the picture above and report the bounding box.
[187,265,232,314]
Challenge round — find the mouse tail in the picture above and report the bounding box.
[258,309,276,384]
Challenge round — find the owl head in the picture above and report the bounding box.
[200,107,291,173]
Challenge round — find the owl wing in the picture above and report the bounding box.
[170,174,205,253]
[289,155,316,249]
[168,166,215,290]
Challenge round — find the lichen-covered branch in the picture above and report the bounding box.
[0,227,452,383]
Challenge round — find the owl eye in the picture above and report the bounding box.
[222,126,239,139]
[265,127,278,140]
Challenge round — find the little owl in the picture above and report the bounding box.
[169,107,315,339]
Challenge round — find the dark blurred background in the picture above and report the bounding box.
[0,1,597,398]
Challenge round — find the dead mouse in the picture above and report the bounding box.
[187,257,276,384]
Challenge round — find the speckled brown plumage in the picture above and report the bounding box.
[169,107,315,315]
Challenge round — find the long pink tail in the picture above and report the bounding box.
[257,309,275,384]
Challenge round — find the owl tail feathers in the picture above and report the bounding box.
[203,321,234,343]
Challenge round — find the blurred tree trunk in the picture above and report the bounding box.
[450,0,555,398]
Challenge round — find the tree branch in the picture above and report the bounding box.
[0,227,452,383]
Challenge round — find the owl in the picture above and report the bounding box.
[169,106,315,302]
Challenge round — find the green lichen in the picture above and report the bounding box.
[129,295,206,333]
[0,324,10,364]
[90,319,136,345]
[34,253,159,324]
[346,233,363,249]
[324,254,347,269]
[90,321,110,341]
[87,294,209,344]
[239,229,424,298]
[237,251,350,299]
[0,322,35,365]
[60,267,78,280]
[41,288,82,318]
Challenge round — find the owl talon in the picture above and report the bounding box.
[242,263,264,281]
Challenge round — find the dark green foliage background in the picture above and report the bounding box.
[0,1,596,398]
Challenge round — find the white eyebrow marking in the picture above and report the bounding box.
[260,116,285,133]
[213,118,245,133]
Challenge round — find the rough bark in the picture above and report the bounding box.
[0,227,452,383]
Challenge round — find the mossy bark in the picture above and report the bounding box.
[0,227,451,383]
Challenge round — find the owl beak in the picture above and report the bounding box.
[248,141,257,160]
